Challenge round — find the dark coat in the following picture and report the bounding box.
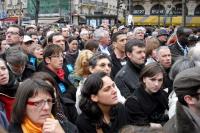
[114,60,143,98]
[76,103,127,133]
[110,51,127,79]
[163,102,200,133]
[38,65,77,101]
[125,86,169,126]
[8,117,79,133]
[169,42,184,62]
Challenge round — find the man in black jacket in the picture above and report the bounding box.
[169,26,192,62]
[110,31,127,79]
[115,39,146,98]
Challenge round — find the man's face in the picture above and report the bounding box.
[52,35,65,50]
[21,41,34,54]
[158,35,168,44]
[157,48,172,69]
[31,35,38,44]
[127,46,146,65]
[100,33,110,46]
[45,52,64,71]
[6,27,22,46]
[179,28,193,46]
[113,34,127,53]
[61,28,70,38]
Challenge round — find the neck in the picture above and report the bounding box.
[98,104,111,124]
[114,49,126,59]
[189,106,200,118]
[47,65,57,74]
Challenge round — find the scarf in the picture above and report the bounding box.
[21,115,54,133]
[56,68,65,80]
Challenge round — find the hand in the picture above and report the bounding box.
[42,118,65,133]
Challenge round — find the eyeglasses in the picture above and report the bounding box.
[5,31,20,35]
[27,99,55,108]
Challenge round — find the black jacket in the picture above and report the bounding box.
[169,42,184,62]
[110,51,127,79]
[114,60,143,98]
[38,65,77,101]
[125,86,169,126]
[76,103,127,133]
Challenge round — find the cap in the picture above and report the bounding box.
[157,29,169,37]
[23,35,33,43]
[173,67,200,96]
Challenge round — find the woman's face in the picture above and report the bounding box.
[143,72,163,94]
[0,60,9,85]
[92,76,118,106]
[33,45,43,59]
[26,91,53,127]
[68,40,78,52]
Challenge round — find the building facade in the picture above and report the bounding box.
[129,0,200,27]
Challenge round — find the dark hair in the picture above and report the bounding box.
[176,26,185,36]
[79,72,107,122]
[84,39,99,51]
[11,78,56,124]
[125,39,145,53]
[89,52,111,68]
[47,32,62,44]
[43,44,63,61]
[139,62,165,89]
[111,31,126,43]
[67,36,77,44]
[8,24,24,36]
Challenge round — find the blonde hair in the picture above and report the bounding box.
[74,50,94,77]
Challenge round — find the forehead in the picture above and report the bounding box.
[7,27,19,32]
[29,90,51,100]
[53,35,64,41]
[132,46,145,51]
[96,58,110,64]
[0,60,6,66]
[116,34,127,40]
[158,48,170,54]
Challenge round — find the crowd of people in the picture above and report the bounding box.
[0,23,200,133]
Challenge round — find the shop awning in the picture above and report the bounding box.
[133,16,200,27]
[31,17,61,24]
[0,17,18,22]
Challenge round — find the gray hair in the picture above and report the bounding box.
[5,46,28,65]
[188,45,200,66]
[93,27,109,41]
[169,56,195,80]
[156,46,170,55]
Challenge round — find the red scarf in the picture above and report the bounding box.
[56,68,65,80]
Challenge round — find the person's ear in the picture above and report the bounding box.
[45,57,51,64]
[89,66,95,73]
[184,95,195,105]
[91,94,98,102]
